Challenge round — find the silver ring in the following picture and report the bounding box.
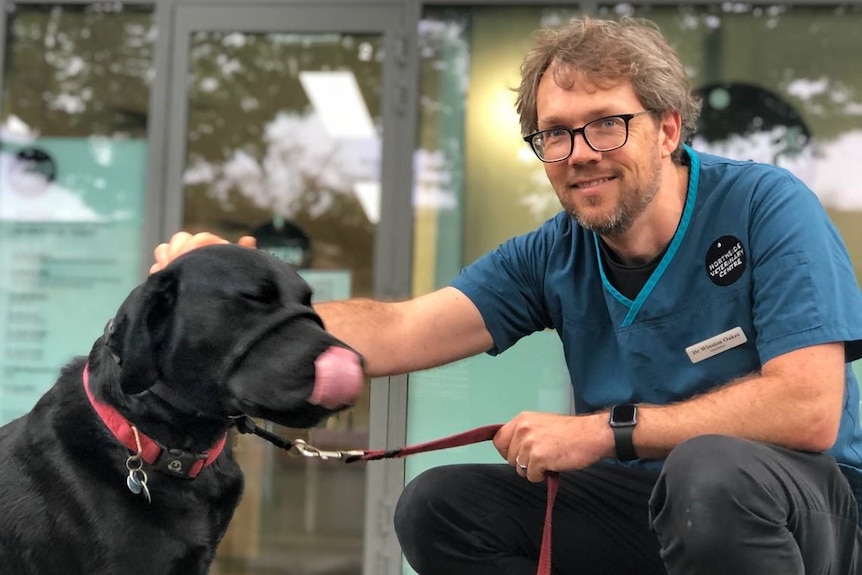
[515,455,528,471]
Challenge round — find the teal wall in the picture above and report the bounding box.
[404,330,571,483]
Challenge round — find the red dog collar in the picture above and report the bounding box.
[83,364,226,479]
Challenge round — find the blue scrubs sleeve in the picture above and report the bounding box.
[748,168,862,363]
[450,222,558,354]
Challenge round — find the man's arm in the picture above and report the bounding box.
[315,287,494,377]
[634,342,846,456]
[497,342,846,481]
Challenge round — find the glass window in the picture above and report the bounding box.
[0,3,154,424]
[408,5,583,488]
[414,6,585,295]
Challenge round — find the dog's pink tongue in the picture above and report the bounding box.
[309,346,364,409]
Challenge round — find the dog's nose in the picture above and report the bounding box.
[308,346,364,409]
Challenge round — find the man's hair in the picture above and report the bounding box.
[516,16,702,163]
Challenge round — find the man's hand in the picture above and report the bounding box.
[150,232,257,274]
[493,411,614,482]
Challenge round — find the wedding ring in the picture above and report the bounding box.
[515,455,528,471]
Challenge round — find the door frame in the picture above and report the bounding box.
[163,5,415,575]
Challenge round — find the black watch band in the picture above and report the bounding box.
[609,404,638,461]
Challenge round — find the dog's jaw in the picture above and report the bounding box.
[308,346,364,409]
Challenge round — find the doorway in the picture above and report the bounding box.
[163,4,406,574]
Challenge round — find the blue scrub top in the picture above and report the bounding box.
[451,146,862,470]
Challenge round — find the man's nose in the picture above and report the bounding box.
[567,133,602,164]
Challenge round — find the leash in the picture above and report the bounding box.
[86,375,558,571]
[245,420,559,575]
[349,424,559,575]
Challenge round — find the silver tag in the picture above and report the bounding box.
[126,469,151,503]
[127,473,142,494]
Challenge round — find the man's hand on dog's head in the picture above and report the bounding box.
[150,232,257,274]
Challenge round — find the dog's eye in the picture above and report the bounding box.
[240,279,280,305]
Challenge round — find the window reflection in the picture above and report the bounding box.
[182,32,381,298]
[0,3,153,425]
[2,3,153,138]
[414,7,584,297]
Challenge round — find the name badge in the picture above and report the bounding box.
[685,326,748,364]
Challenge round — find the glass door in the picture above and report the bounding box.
[164,5,405,574]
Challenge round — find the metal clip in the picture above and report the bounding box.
[290,439,365,461]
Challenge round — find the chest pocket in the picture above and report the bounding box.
[617,284,760,403]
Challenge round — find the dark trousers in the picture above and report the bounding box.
[394,435,862,575]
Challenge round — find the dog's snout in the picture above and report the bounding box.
[308,346,364,409]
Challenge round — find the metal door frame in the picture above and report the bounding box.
[165,5,414,574]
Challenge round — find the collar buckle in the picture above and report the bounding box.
[152,447,210,479]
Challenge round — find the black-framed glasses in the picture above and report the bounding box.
[523,110,653,163]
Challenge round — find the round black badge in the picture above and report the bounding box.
[705,235,746,286]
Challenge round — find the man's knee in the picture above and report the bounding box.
[394,465,466,562]
[649,435,771,555]
[660,434,760,488]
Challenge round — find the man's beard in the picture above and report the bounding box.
[567,153,662,237]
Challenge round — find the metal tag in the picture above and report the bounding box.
[127,473,142,494]
[126,469,151,503]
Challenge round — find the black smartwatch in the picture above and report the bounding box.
[609,404,638,461]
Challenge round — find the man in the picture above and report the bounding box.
[154,16,862,575]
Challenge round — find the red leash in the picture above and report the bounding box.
[348,424,559,575]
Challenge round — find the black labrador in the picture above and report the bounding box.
[0,244,364,574]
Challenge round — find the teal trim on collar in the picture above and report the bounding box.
[593,233,633,307]
[619,145,700,326]
[592,145,701,326]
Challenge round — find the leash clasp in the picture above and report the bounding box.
[290,439,365,461]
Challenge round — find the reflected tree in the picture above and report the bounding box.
[181,32,383,292]
[1,4,154,139]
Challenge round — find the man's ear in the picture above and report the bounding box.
[658,109,683,159]
[108,271,179,394]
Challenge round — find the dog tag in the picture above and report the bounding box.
[126,474,142,495]
[126,469,151,503]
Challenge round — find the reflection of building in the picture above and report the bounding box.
[694,82,811,163]
[691,81,818,196]
[692,81,862,211]
[252,217,312,269]
[1,3,862,575]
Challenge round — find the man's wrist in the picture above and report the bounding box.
[609,404,639,461]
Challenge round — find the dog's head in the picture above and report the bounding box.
[103,244,364,428]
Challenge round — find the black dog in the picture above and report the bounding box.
[0,244,364,574]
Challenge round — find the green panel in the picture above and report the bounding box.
[404,330,571,483]
[402,330,570,575]
[0,138,146,424]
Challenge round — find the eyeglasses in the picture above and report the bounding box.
[523,110,653,163]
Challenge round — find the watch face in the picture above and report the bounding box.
[610,404,637,426]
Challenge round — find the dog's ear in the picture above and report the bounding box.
[107,270,179,394]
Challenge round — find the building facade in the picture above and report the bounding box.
[0,1,860,574]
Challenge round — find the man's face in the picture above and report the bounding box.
[535,67,665,237]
